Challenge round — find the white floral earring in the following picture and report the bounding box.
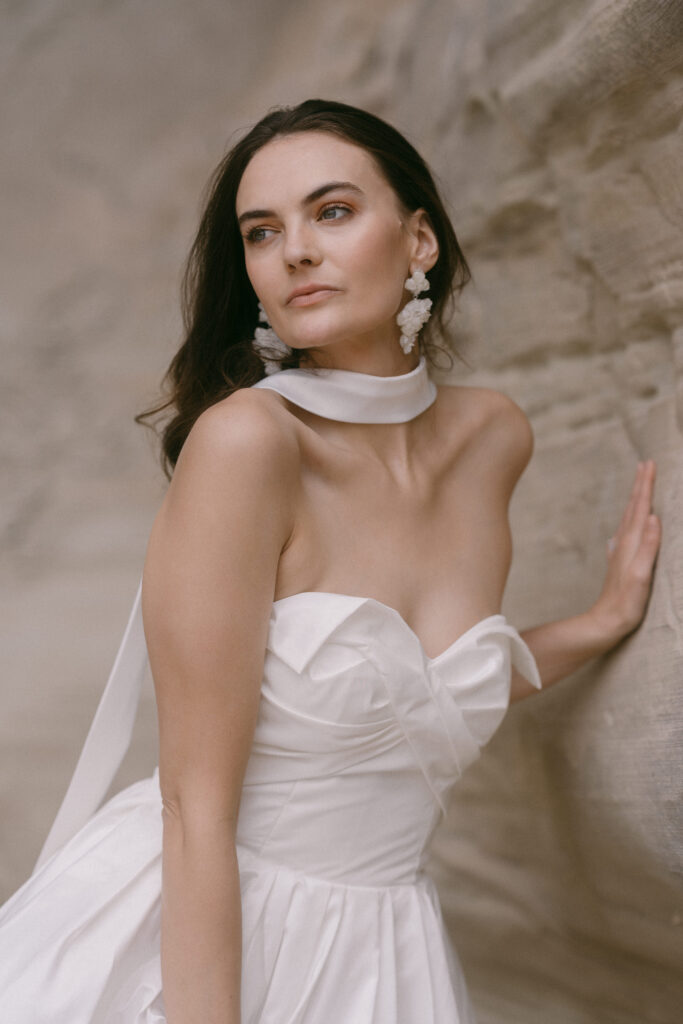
[396,269,432,354]
[252,302,291,375]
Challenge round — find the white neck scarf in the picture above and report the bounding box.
[252,355,437,423]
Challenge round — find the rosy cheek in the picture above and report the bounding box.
[348,221,395,267]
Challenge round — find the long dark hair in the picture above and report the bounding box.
[136,99,471,477]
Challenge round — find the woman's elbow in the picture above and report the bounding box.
[161,787,240,847]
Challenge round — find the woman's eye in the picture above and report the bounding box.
[244,226,275,244]
[244,205,350,243]
[319,204,351,221]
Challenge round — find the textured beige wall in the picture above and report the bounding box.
[2,1,682,1021]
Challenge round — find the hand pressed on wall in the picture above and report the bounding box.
[593,460,662,642]
[514,460,662,700]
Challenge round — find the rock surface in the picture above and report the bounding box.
[1,1,682,1020]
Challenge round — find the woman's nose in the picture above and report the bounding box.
[282,223,322,269]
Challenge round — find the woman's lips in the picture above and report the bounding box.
[288,288,339,307]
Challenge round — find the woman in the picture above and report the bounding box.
[0,99,660,1023]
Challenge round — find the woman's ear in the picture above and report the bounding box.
[406,209,439,272]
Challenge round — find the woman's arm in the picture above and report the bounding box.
[511,460,661,702]
[142,393,299,1024]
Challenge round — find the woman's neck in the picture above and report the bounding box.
[298,338,420,378]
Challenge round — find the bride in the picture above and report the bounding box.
[0,99,660,1023]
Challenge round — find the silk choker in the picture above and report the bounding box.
[251,354,437,424]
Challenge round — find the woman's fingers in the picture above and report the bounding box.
[613,462,642,543]
[634,461,655,523]
[620,462,643,532]
[597,461,660,638]
[614,461,656,560]
[632,512,662,582]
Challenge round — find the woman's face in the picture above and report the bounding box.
[235,131,437,361]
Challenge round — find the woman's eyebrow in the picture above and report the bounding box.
[237,181,364,226]
[304,180,364,204]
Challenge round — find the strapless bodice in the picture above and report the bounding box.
[236,592,541,887]
[0,588,542,1024]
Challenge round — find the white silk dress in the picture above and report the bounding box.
[0,358,541,1022]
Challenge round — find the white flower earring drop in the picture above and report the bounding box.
[252,302,291,375]
[396,269,432,354]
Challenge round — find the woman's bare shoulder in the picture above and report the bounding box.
[177,386,302,485]
[437,382,534,476]
[147,388,302,605]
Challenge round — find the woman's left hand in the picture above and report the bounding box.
[592,460,661,642]
[514,461,661,700]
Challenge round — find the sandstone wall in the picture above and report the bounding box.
[2,1,682,1021]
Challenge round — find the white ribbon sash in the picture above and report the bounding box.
[33,580,148,873]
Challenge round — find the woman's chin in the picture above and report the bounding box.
[284,316,390,356]
[285,329,344,353]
